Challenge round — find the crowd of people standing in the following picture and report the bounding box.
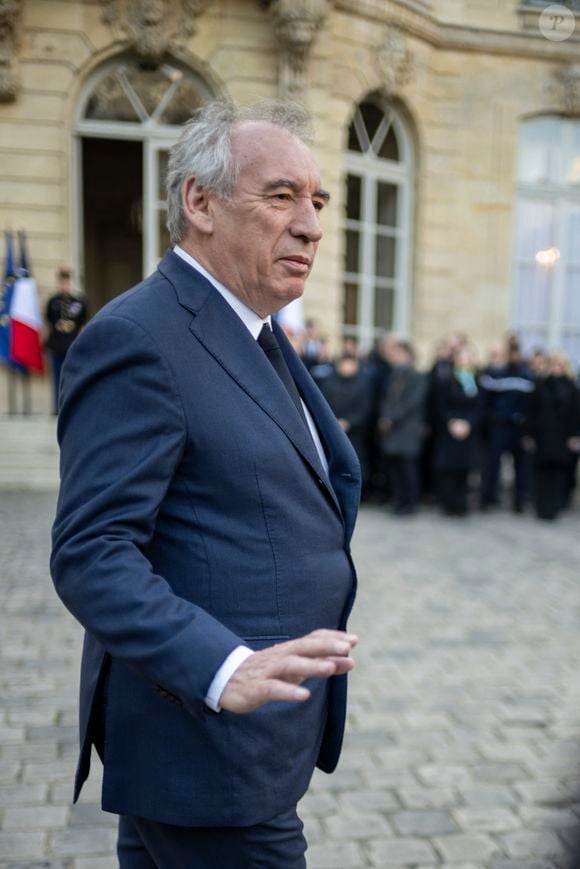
[293,323,580,522]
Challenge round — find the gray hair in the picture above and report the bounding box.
[166,99,314,245]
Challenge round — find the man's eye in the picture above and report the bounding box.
[313,201,325,212]
[273,193,292,202]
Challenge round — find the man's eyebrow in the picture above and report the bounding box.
[263,178,331,203]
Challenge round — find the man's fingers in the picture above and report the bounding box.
[284,634,358,660]
[278,655,337,681]
[261,680,311,704]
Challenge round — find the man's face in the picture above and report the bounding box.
[201,122,328,317]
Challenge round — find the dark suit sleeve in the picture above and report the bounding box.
[51,314,244,718]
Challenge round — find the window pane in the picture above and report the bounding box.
[515,200,555,260]
[563,266,580,325]
[345,230,360,273]
[561,333,580,367]
[347,122,362,153]
[374,286,394,330]
[343,282,359,325]
[360,102,384,145]
[158,208,170,258]
[84,71,140,122]
[518,117,563,185]
[376,183,398,227]
[568,208,580,265]
[124,66,175,119]
[378,126,400,162]
[513,264,551,324]
[160,77,206,125]
[346,175,361,220]
[375,235,396,278]
[515,328,549,358]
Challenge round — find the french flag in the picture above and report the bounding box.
[10,273,44,373]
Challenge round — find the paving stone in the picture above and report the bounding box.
[339,789,400,813]
[3,805,68,831]
[0,833,47,860]
[398,786,458,809]
[434,833,500,862]
[500,830,569,859]
[453,807,520,832]
[68,804,114,828]
[307,841,366,868]
[393,809,458,837]
[48,828,117,858]
[367,837,437,864]
[417,764,472,787]
[518,804,579,829]
[73,859,117,869]
[459,785,518,806]
[471,764,531,784]
[0,784,48,805]
[325,811,393,840]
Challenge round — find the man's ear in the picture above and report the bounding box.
[182,177,214,235]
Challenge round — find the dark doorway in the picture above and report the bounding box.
[82,137,143,314]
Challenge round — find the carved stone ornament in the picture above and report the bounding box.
[0,0,22,102]
[375,24,415,95]
[269,0,330,99]
[99,0,214,68]
[556,63,580,116]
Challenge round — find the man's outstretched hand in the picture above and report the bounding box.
[219,629,358,714]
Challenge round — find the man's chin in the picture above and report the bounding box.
[271,283,305,314]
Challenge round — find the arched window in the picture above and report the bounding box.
[343,97,414,348]
[74,58,215,311]
[512,116,580,362]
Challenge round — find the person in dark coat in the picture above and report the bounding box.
[479,339,534,512]
[525,352,580,520]
[378,340,426,515]
[320,353,373,485]
[44,266,87,414]
[433,347,481,516]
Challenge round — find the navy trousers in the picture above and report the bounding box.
[117,808,307,868]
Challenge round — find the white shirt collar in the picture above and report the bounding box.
[173,245,271,340]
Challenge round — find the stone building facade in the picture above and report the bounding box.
[0,0,579,411]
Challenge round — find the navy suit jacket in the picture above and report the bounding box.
[51,251,360,827]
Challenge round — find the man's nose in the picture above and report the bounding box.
[290,201,323,243]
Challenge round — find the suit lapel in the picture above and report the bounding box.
[185,290,332,494]
[275,323,361,541]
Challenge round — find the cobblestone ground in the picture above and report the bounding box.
[2,493,580,868]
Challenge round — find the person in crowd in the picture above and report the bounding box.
[432,346,481,516]
[479,337,534,512]
[364,332,396,501]
[529,348,548,380]
[44,266,87,414]
[51,100,360,868]
[320,352,374,487]
[421,337,457,500]
[300,318,324,371]
[525,352,580,520]
[378,340,426,516]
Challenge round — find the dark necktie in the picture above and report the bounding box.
[257,323,309,428]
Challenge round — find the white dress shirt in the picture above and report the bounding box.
[173,245,328,711]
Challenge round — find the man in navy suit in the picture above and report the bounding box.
[51,100,360,867]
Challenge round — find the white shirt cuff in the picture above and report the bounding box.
[204,645,254,712]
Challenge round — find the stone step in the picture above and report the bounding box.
[0,416,59,490]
